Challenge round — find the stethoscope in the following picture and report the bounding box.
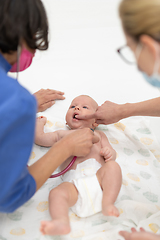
[49,128,94,178]
[27,122,94,177]
[50,156,77,178]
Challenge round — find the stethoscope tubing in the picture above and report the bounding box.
[49,156,77,178]
[29,128,94,179]
[49,128,94,178]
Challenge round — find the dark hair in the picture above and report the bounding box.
[0,0,49,53]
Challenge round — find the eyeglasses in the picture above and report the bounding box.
[117,45,136,64]
[117,44,142,65]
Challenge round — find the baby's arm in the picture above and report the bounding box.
[98,130,116,162]
[35,116,67,147]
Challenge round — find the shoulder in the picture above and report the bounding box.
[95,129,106,136]
[95,129,108,141]
[0,73,37,119]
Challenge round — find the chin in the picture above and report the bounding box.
[71,125,83,130]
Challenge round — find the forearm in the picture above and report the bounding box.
[120,97,160,119]
[30,128,99,190]
[35,133,50,147]
[28,137,71,190]
[112,148,117,161]
[35,130,65,147]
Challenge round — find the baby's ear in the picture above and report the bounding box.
[92,122,99,128]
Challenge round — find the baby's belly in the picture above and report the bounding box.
[60,148,105,172]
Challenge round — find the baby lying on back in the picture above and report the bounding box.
[35,95,122,236]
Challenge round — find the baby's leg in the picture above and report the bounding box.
[96,161,122,217]
[40,182,78,236]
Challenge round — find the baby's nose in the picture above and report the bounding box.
[75,106,80,110]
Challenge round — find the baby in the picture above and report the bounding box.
[35,95,122,236]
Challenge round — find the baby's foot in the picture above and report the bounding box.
[102,204,119,217]
[40,218,71,236]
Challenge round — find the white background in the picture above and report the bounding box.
[10,0,160,141]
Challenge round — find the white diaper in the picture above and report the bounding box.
[61,158,103,217]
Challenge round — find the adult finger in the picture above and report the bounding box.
[96,119,106,124]
[34,89,65,102]
[77,114,106,125]
[46,89,65,96]
[76,113,96,120]
[139,228,145,232]
[38,101,55,112]
[50,93,65,100]
[119,231,131,240]
[38,94,65,107]
[41,92,65,103]
[43,89,64,94]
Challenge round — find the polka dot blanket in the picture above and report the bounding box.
[1,116,160,240]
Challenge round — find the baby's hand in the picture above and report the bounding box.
[100,146,113,162]
[35,116,47,144]
[36,116,47,125]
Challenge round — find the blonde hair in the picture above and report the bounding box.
[119,0,160,42]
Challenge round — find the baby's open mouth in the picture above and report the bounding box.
[73,114,78,119]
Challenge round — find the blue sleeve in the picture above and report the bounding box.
[0,73,37,213]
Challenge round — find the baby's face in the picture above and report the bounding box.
[66,95,98,130]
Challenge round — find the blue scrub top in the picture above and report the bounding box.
[0,54,37,213]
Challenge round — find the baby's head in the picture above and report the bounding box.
[66,95,98,130]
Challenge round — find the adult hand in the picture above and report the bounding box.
[65,128,99,157]
[34,88,65,112]
[76,101,123,125]
[119,227,160,240]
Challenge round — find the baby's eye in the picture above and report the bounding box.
[83,106,88,109]
[70,106,75,108]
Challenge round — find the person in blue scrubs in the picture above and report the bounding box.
[78,0,160,239]
[0,0,99,213]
